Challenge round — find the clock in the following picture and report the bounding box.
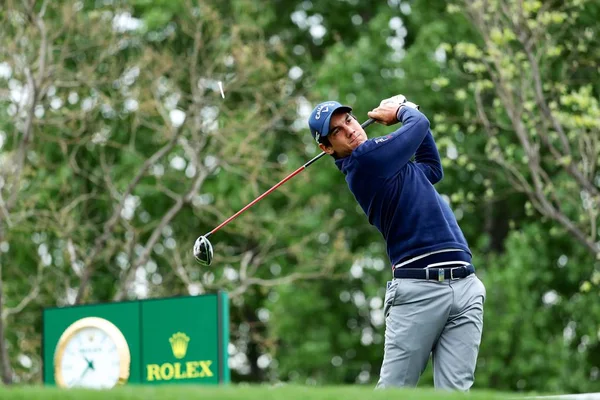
[54,317,131,389]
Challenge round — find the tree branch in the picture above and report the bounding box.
[228,270,347,299]
[75,129,183,303]
[112,151,211,301]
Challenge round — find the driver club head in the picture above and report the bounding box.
[193,235,213,266]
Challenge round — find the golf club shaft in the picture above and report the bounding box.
[205,118,376,238]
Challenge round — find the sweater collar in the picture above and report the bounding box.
[334,156,351,174]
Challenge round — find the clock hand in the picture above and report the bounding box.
[80,365,91,378]
[69,363,92,386]
[84,356,95,370]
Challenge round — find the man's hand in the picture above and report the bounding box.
[368,102,402,126]
[368,94,420,125]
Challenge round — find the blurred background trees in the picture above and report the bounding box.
[0,0,598,394]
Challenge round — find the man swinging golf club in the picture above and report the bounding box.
[308,95,486,391]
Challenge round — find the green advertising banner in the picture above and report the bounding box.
[42,292,229,388]
[141,293,230,385]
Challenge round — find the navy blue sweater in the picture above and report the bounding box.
[334,107,471,266]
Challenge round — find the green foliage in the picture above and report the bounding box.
[476,223,598,392]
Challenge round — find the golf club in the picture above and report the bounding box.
[193,117,376,266]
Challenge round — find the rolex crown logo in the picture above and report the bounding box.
[169,332,190,359]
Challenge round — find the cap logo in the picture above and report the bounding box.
[314,102,336,120]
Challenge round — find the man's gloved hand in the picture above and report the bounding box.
[401,101,420,110]
[368,94,420,125]
[379,95,407,107]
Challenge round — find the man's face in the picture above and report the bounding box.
[319,112,367,158]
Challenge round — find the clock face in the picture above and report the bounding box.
[59,327,122,389]
[54,317,130,389]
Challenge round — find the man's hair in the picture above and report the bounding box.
[318,136,332,147]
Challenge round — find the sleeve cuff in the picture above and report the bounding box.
[397,105,409,122]
[397,104,420,122]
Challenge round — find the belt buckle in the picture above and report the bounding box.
[450,266,462,280]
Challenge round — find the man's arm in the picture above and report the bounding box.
[414,129,443,184]
[359,106,430,177]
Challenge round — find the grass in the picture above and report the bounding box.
[0,384,537,400]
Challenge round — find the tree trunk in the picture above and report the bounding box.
[0,278,14,384]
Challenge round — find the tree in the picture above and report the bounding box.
[451,0,600,257]
[0,0,347,383]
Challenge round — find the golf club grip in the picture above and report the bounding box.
[361,118,375,129]
[207,117,377,237]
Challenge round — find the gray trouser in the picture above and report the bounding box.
[376,273,486,390]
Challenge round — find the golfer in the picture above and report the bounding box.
[308,96,486,390]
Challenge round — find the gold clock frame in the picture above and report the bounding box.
[54,316,131,388]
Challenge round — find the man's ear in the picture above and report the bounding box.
[319,143,334,155]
